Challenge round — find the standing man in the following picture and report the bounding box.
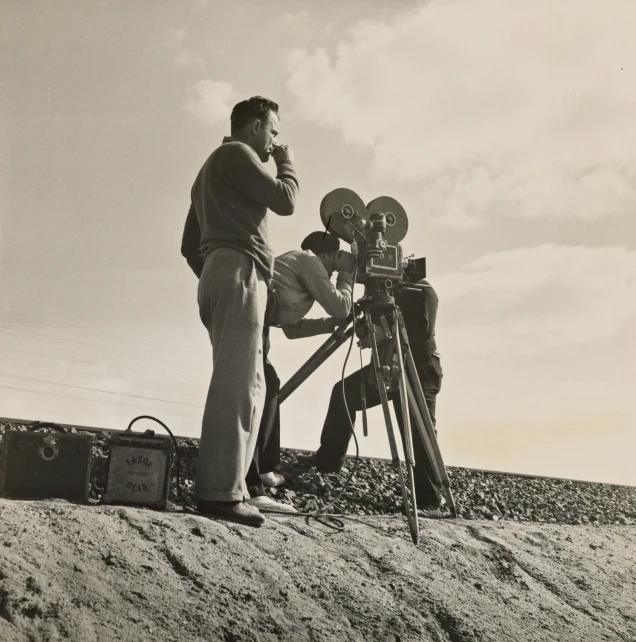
[181,96,299,526]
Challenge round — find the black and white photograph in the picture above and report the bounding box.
[0,1,635,640]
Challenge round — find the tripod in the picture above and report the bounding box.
[262,290,457,545]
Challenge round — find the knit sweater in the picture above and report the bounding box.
[181,137,299,284]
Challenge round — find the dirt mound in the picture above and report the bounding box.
[1,498,634,642]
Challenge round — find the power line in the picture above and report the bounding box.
[0,342,209,384]
[0,327,209,378]
[0,354,204,394]
[2,312,207,364]
[0,374,201,408]
[0,384,199,418]
[0,323,205,368]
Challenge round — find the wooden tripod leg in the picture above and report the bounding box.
[405,380,443,483]
[393,309,415,469]
[397,310,458,517]
[278,325,355,404]
[405,375,458,517]
[392,310,421,535]
[261,324,355,451]
[368,314,419,545]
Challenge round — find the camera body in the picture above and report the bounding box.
[349,213,426,287]
[352,212,405,282]
[320,188,426,302]
[321,188,425,286]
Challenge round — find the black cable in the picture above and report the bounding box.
[297,257,362,532]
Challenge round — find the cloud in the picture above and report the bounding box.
[286,0,636,226]
[435,244,636,355]
[166,25,205,72]
[281,10,310,25]
[174,50,205,72]
[166,26,187,48]
[184,80,237,127]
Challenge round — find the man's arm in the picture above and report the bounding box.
[181,203,204,278]
[281,317,343,339]
[299,260,354,319]
[227,145,299,216]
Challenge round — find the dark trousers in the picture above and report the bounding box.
[316,352,443,506]
[245,358,281,497]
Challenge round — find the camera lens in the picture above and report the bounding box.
[341,204,354,218]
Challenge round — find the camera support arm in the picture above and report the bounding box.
[261,320,355,439]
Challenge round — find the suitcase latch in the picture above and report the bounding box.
[39,435,59,461]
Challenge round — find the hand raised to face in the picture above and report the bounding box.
[270,142,294,164]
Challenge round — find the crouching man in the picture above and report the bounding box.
[242,230,356,512]
[298,275,445,511]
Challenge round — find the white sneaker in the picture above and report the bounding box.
[246,496,297,513]
[259,472,285,488]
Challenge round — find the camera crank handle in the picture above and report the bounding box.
[380,315,392,340]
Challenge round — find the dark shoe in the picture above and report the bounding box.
[417,492,443,512]
[197,499,265,527]
[296,452,343,474]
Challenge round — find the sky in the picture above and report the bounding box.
[1,0,634,485]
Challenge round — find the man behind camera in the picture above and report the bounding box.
[299,275,444,511]
[181,96,298,526]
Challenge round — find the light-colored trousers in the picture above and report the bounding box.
[195,248,267,501]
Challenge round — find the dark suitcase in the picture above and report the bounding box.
[0,423,92,501]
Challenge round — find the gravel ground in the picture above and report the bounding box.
[1,420,634,526]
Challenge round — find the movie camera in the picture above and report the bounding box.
[319,188,427,302]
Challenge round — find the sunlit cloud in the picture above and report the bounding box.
[184,79,237,127]
[174,50,205,72]
[281,10,310,25]
[286,0,636,227]
[165,26,187,48]
[435,244,636,355]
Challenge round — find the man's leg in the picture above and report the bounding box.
[245,355,297,513]
[313,365,380,470]
[259,358,282,474]
[194,249,267,521]
[245,357,281,498]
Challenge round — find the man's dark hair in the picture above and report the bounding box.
[301,231,340,255]
[230,96,279,133]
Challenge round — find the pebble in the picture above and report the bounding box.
[2,422,634,527]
